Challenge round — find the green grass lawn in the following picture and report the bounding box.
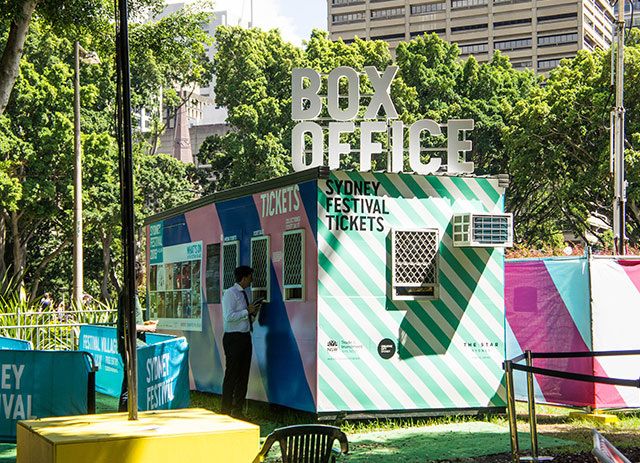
[5,393,640,462]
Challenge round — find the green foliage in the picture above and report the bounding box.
[204,27,537,199]
[0,6,206,300]
[504,45,640,246]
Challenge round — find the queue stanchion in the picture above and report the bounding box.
[504,359,520,462]
[526,350,539,459]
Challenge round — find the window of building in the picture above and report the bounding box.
[451,23,488,32]
[459,42,488,54]
[250,236,270,303]
[493,18,531,27]
[371,32,406,40]
[512,60,533,69]
[584,34,596,50]
[411,2,446,14]
[537,58,562,70]
[410,28,446,37]
[332,12,366,24]
[493,0,531,5]
[222,240,239,291]
[205,243,221,303]
[371,7,405,20]
[452,0,487,9]
[332,0,365,6]
[494,37,532,51]
[538,12,577,23]
[537,32,578,46]
[283,230,305,301]
[392,229,439,300]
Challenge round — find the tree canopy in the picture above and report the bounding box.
[0,5,209,299]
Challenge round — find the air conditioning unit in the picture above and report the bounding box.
[452,213,513,247]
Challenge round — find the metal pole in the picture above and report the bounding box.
[250,0,253,27]
[117,0,138,421]
[504,360,520,462]
[73,41,84,310]
[526,351,539,459]
[612,0,626,255]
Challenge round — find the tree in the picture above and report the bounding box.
[504,46,640,247]
[0,6,208,300]
[204,28,536,190]
[0,0,164,115]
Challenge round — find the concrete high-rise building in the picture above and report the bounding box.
[328,0,614,72]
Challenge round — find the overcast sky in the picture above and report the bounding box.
[167,0,327,46]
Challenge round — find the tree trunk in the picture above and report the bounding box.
[0,0,38,115]
[10,211,24,281]
[29,238,70,300]
[0,212,7,280]
[101,229,112,302]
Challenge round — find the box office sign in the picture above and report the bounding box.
[291,66,475,175]
[148,241,203,332]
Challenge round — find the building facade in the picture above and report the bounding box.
[328,0,614,72]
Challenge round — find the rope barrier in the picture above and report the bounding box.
[503,349,640,462]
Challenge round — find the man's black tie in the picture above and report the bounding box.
[242,290,253,332]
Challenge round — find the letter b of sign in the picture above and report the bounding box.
[291,68,322,120]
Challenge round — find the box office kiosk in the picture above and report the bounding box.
[144,167,512,417]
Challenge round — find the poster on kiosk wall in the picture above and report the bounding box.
[149,226,203,332]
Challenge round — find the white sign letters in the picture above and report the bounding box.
[291,66,474,174]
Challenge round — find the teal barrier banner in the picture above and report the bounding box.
[79,325,121,397]
[145,333,175,345]
[0,336,32,351]
[0,350,93,442]
[138,337,190,410]
[79,326,190,410]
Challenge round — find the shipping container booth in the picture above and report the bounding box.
[144,167,512,417]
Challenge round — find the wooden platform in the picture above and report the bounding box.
[17,408,259,463]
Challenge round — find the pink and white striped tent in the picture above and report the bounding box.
[505,256,640,408]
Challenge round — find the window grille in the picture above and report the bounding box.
[222,240,240,291]
[452,213,513,247]
[392,229,439,299]
[205,243,221,303]
[251,236,270,302]
[283,230,305,301]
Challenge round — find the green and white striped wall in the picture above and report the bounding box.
[317,171,506,413]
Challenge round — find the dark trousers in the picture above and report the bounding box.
[119,356,129,412]
[221,332,252,415]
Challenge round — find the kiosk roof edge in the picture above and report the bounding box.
[143,167,506,226]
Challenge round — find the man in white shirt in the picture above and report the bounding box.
[221,265,260,418]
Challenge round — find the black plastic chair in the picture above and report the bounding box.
[252,424,349,463]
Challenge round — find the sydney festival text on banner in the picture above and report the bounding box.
[79,326,190,411]
[0,350,93,442]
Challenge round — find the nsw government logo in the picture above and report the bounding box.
[377,338,396,359]
[326,340,338,353]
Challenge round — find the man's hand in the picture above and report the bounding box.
[138,320,158,333]
[248,303,260,316]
